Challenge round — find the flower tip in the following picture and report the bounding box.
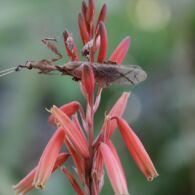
[12,185,17,193]
[125,36,131,43]
[105,114,111,121]
[147,172,159,182]
[48,105,59,125]
[120,36,131,49]
[45,107,52,114]
[34,181,45,190]
[109,36,131,64]
[50,105,58,112]
[102,3,107,12]
[123,91,131,98]
[96,3,107,30]
[63,29,68,38]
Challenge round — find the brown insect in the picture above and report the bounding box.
[0,38,147,87]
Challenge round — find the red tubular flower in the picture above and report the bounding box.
[99,143,129,195]
[107,140,127,184]
[113,117,159,181]
[95,4,107,31]
[82,0,88,22]
[87,0,95,20]
[106,92,130,136]
[92,155,103,181]
[87,0,95,32]
[78,13,90,44]
[13,153,69,194]
[95,92,130,145]
[50,106,90,158]
[109,36,131,64]
[97,22,108,63]
[48,101,85,125]
[81,64,95,107]
[13,168,36,194]
[33,127,65,189]
[92,149,104,193]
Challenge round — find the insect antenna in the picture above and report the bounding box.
[0,67,17,77]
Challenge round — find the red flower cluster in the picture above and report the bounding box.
[13,0,158,194]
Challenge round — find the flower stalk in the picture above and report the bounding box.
[13,0,158,194]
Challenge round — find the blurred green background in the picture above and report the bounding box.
[1,0,195,194]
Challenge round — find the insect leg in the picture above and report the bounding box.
[15,60,58,74]
[15,61,33,71]
[41,38,63,62]
[14,38,63,74]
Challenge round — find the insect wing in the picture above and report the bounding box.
[93,64,147,85]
